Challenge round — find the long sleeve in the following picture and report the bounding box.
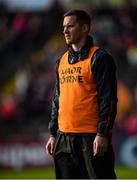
[48,60,60,136]
[91,49,118,137]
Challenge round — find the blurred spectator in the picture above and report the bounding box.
[27,15,42,40]
[10,12,28,52]
[1,95,19,121]
[123,113,137,136]
[11,12,28,34]
[127,45,137,71]
[0,16,9,51]
[22,63,51,120]
[117,80,134,124]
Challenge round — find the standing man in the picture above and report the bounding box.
[46,9,117,179]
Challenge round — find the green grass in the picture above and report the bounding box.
[0,166,137,179]
[0,167,55,179]
[116,166,137,179]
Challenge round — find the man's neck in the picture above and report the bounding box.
[71,36,87,52]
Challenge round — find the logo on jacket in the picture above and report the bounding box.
[60,67,83,84]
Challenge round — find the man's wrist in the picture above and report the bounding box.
[50,134,56,138]
[97,132,107,137]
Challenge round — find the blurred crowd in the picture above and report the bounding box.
[0,0,137,140]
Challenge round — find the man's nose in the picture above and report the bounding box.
[63,27,68,34]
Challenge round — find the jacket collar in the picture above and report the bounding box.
[68,36,94,64]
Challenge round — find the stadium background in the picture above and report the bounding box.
[0,0,137,178]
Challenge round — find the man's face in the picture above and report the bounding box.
[63,15,84,45]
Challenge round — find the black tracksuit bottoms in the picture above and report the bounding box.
[53,131,116,179]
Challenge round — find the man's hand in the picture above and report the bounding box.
[93,135,108,156]
[45,136,56,156]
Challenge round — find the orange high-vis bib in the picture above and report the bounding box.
[58,46,99,133]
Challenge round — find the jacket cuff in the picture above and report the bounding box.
[96,132,107,137]
[50,134,56,138]
[48,121,58,136]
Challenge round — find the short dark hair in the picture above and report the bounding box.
[64,9,91,29]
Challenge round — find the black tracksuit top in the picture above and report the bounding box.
[48,36,118,138]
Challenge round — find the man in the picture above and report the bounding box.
[46,9,117,179]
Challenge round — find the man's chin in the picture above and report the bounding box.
[65,40,72,45]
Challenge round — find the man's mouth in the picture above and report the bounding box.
[65,35,71,39]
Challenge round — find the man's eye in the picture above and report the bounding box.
[69,25,74,28]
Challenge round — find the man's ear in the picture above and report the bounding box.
[82,24,89,33]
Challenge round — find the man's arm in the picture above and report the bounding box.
[46,60,60,155]
[91,49,117,155]
[92,49,117,137]
[48,59,60,137]
[46,81,59,155]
